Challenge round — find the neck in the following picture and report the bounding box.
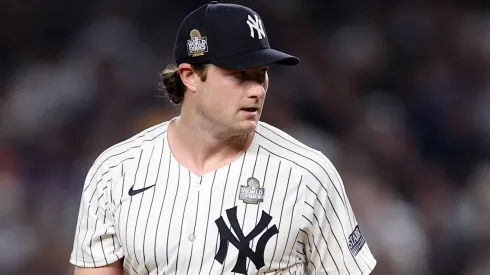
[168,113,253,176]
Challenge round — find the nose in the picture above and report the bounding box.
[247,82,266,99]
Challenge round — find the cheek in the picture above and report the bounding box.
[202,76,245,115]
[201,82,232,113]
[212,79,242,105]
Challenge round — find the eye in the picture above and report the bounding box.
[233,71,247,79]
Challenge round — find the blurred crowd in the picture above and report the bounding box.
[1,0,490,274]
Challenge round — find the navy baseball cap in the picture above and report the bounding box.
[173,1,300,69]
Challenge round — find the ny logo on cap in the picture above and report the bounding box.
[246,14,266,39]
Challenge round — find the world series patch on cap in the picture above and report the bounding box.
[187,29,208,57]
[173,1,300,69]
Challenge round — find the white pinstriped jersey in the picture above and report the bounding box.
[70,119,377,275]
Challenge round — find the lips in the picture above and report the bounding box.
[241,107,259,112]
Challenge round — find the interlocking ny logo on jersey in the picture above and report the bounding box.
[246,14,266,39]
[215,206,278,274]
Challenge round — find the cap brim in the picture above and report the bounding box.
[211,48,300,69]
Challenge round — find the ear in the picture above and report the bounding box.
[178,64,200,93]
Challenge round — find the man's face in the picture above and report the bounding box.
[194,64,269,135]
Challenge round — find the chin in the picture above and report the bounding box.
[235,120,258,133]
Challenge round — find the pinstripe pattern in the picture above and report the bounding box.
[70,119,376,274]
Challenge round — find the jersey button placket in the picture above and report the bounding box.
[194,182,202,192]
[185,177,202,247]
[190,178,202,244]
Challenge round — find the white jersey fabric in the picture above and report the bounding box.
[70,119,377,275]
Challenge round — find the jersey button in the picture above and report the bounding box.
[195,184,202,192]
[188,234,196,242]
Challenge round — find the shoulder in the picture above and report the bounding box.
[90,120,170,172]
[255,121,339,184]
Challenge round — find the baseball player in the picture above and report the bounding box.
[70,2,377,275]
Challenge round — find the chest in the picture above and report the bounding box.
[111,155,307,274]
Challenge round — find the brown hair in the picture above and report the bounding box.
[159,64,209,104]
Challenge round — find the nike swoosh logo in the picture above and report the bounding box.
[128,184,155,196]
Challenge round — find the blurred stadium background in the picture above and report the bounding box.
[1,0,490,274]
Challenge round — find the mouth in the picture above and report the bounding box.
[241,107,259,113]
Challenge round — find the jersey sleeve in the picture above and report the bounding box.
[301,154,377,275]
[69,159,124,267]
